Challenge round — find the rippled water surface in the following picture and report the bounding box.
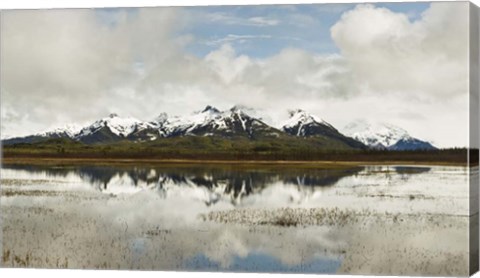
[0,163,474,275]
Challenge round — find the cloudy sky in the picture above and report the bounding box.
[0,2,471,147]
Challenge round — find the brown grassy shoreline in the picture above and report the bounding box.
[0,156,471,167]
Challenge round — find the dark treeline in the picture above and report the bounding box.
[2,137,476,165]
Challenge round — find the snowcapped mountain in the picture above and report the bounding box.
[38,124,83,138]
[282,109,337,136]
[342,120,437,150]
[1,124,84,145]
[73,113,159,144]
[2,107,436,151]
[2,106,284,145]
[281,109,366,149]
[76,113,142,138]
[159,105,283,139]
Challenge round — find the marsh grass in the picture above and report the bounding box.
[203,207,362,227]
[201,207,457,228]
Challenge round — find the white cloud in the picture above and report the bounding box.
[247,16,279,26]
[331,3,469,98]
[285,13,318,27]
[204,34,302,48]
[205,12,280,26]
[329,2,469,147]
[1,3,471,148]
[1,7,182,137]
[205,44,252,83]
[204,34,273,46]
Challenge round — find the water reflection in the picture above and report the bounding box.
[2,163,365,197]
[1,163,472,275]
[184,252,342,274]
[2,164,440,207]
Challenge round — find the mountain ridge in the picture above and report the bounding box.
[2,106,436,151]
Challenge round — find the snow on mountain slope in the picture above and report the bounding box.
[3,107,435,151]
[0,123,84,145]
[160,105,224,136]
[159,105,281,138]
[281,109,336,136]
[3,106,277,144]
[152,113,169,126]
[342,120,408,149]
[75,113,145,138]
[281,109,366,149]
[342,120,436,150]
[37,124,83,138]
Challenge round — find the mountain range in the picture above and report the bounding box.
[2,106,437,151]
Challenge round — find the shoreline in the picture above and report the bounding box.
[0,157,471,167]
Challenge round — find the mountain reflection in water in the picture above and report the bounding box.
[2,164,433,204]
[3,163,471,276]
[3,163,368,194]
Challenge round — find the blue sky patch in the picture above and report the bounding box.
[93,2,431,58]
[179,2,431,58]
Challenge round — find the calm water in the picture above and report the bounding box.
[0,163,474,275]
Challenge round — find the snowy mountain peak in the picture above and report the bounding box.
[343,120,408,137]
[342,120,408,148]
[154,113,169,124]
[288,109,306,118]
[283,109,334,131]
[37,123,83,138]
[229,105,263,119]
[202,105,220,114]
[76,114,143,138]
[280,109,365,148]
[341,120,435,150]
[100,114,141,125]
[159,105,277,138]
[230,105,247,112]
